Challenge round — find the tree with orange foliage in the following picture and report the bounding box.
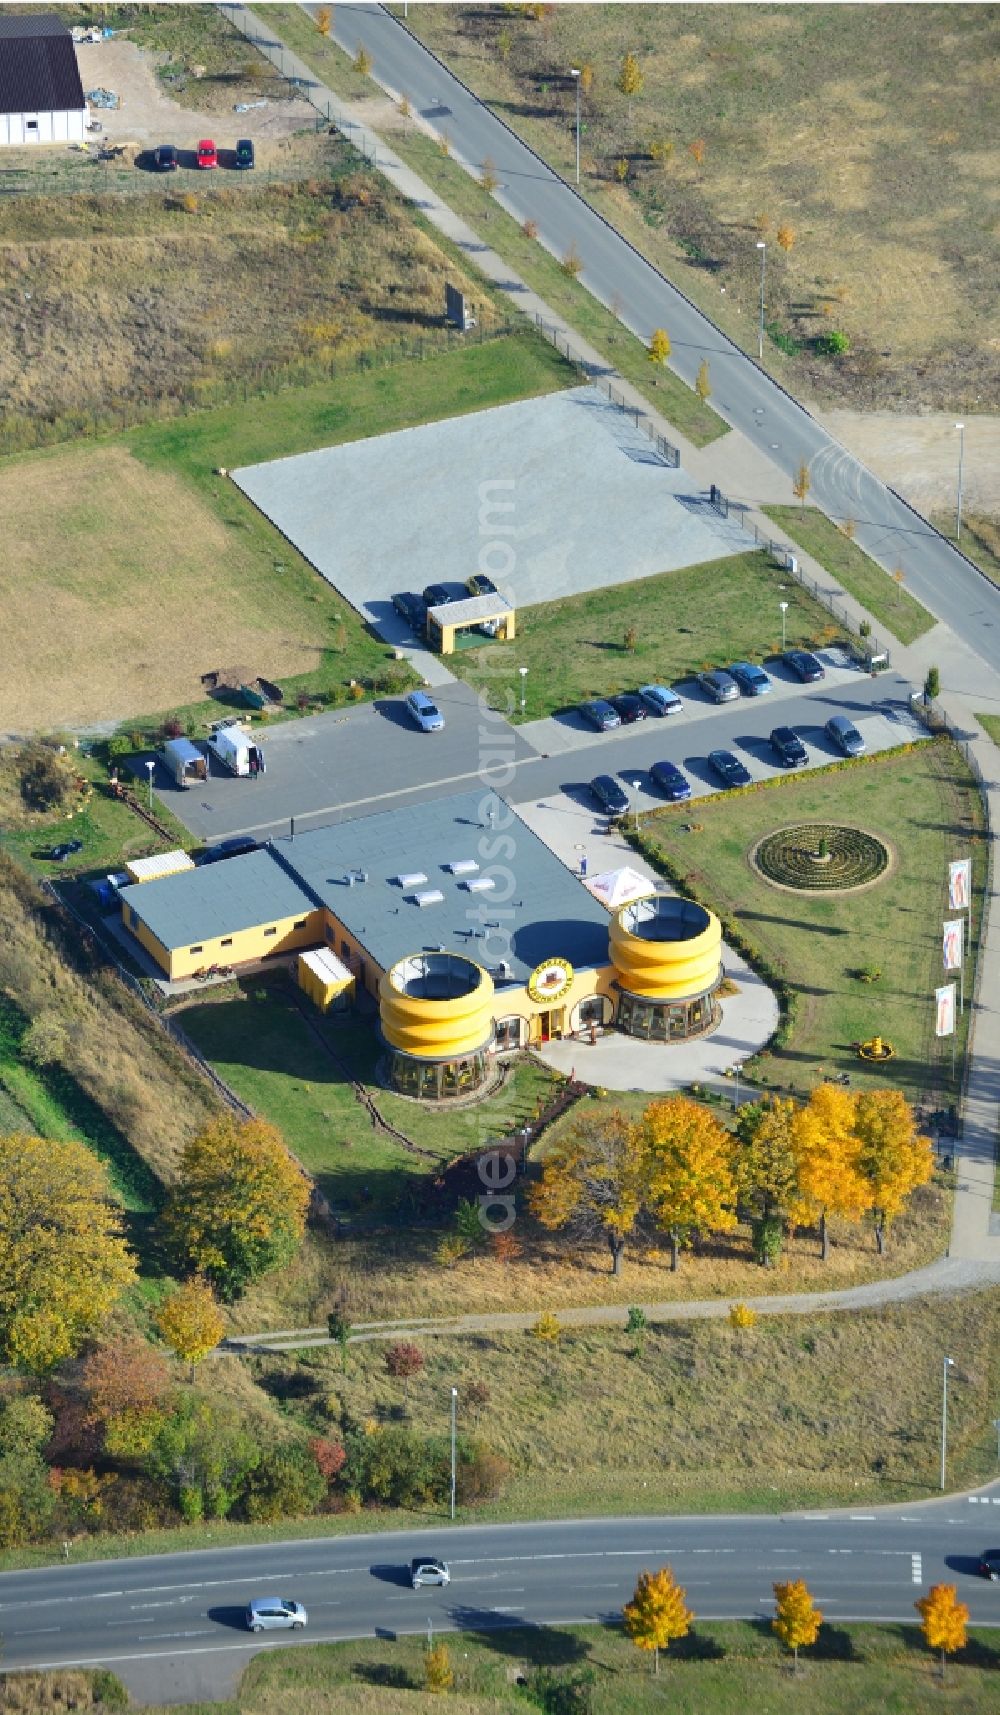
[642,1096,737,1271]
[529,1110,644,1275]
[776,222,795,251]
[490,1230,523,1267]
[623,1567,693,1674]
[772,1579,822,1669]
[792,1084,866,1260]
[80,1339,172,1456]
[689,137,706,166]
[315,6,331,36]
[916,1583,968,1681]
[853,1089,933,1254]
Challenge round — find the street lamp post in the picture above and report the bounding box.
[955,422,965,543]
[450,1387,458,1520]
[519,666,528,714]
[940,1355,956,1490]
[779,600,789,652]
[756,240,767,361]
[145,758,155,810]
[570,69,581,186]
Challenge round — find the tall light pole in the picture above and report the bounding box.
[145,757,155,810]
[756,240,766,361]
[779,600,789,652]
[940,1355,956,1491]
[570,68,581,186]
[519,665,528,714]
[955,422,965,543]
[450,1387,458,1520]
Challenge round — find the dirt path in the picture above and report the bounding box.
[810,407,1000,518]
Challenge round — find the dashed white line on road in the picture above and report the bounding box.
[912,1555,923,1585]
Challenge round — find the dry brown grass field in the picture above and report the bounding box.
[0,444,331,731]
[403,3,1000,413]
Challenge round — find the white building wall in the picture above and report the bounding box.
[0,108,87,146]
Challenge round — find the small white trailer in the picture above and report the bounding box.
[161,737,208,788]
[206,719,265,779]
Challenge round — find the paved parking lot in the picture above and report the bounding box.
[231,385,755,629]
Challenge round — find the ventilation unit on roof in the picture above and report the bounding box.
[346,870,369,887]
[494,959,512,979]
[412,889,445,908]
[462,876,495,892]
[397,871,428,888]
[447,858,479,875]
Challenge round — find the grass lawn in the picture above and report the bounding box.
[0,747,195,884]
[636,737,985,1105]
[976,714,1000,748]
[267,7,726,449]
[398,4,1000,417]
[177,981,559,1221]
[1,332,569,734]
[934,512,1000,586]
[140,1620,1000,1715]
[448,549,839,721]
[763,506,935,646]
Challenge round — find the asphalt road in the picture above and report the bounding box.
[156,664,920,844]
[4,1503,1000,1701]
[317,4,1000,672]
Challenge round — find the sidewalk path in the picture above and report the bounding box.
[224,6,1000,1268]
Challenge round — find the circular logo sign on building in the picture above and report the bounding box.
[527,957,574,1004]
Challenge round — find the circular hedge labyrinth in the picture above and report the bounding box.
[751,823,890,892]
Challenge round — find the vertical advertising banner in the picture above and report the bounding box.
[948,859,971,911]
[943,919,964,973]
[935,983,956,1038]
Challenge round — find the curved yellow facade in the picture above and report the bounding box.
[610,895,722,1001]
[379,953,495,1059]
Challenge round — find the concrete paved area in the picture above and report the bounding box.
[231,385,755,625]
[509,794,779,1095]
[814,409,1000,517]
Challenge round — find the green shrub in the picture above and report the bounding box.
[242,1442,327,1522]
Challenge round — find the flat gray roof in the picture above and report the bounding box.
[428,593,513,625]
[270,789,611,985]
[122,848,318,952]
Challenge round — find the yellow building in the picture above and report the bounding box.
[121,791,722,1095]
[425,593,515,655]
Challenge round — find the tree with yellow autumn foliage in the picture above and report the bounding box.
[772,1579,822,1669]
[163,1117,311,1299]
[530,1110,646,1275]
[0,1133,136,1372]
[853,1089,933,1254]
[156,1279,226,1381]
[642,1096,737,1271]
[792,1083,867,1259]
[623,1567,693,1674]
[916,1583,968,1681]
[648,328,671,366]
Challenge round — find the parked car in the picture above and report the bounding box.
[422,582,454,609]
[49,838,83,862]
[152,143,177,171]
[784,648,825,682]
[466,573,498,598]
[978,1550,1000,1581]
[697,668,739,704]
[234,137,255,169]
[708,749,752,788]
[650,760,692,801]
[196,139,218,170]
[770,725,808,768]
[405,690,445,732]
[392,591,427,632]
[590,774,630,815]
[639,683,683,717]
[411,1557,451,1590]
[825,714,866,756]
[578,699,621,732]
[246,1597,307,1633]
[201,836,258,865]
[729,660,772,697]
[610,693,648,725]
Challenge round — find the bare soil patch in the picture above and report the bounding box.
[0,445,325,732]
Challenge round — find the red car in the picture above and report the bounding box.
[196,139,218,170]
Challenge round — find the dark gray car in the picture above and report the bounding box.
[697,668,739,704]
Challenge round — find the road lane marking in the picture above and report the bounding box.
[849,1515,877,1521]
[912,1555,923,1585]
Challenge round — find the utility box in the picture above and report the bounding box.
[298,947,355,1013]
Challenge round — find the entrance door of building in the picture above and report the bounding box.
[537,1007,564,1043]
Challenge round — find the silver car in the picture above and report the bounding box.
[246,1597,308,1632]
[411,1556,451,1590]
[697,668,739,703]
[639,683,683,716]
[405,690,445,733]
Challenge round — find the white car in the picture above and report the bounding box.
[246,1597,307,1632]
[411,1556,451,1589]
[405,691,445,733]
[639,683,683,717]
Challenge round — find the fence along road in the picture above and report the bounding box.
[274,1,1000,670]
